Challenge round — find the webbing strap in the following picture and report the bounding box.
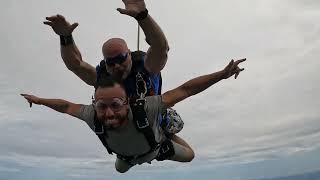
[93,112,113,155]
[131,99,158,150]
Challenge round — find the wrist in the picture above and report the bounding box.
[135,9,148,21]
[219,70,228,79]
[60,34,74,46]
[37,98,44,105]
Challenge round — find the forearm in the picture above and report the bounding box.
[38,98,71,114]
[181,70,225,97]
[60,42,83,71]
[139,15,169,72]
[139,15,169,51]
[60,41,97,86]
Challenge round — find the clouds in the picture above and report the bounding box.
[1,0,320,179]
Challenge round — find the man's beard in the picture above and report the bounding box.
[100,109,129,130]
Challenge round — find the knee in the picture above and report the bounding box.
[185,149,195,162]
[116,166,129,173]
[115,158,132,173]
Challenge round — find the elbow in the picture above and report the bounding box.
[159,41,170,55]
[147,37,170,54]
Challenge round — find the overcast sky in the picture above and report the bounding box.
[1,0,320,179]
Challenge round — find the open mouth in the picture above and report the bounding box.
[103,119,121,128]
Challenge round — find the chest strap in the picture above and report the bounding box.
[94,112,113,155]
[131,98,159,151]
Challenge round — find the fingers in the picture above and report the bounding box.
[20,94,33,108]
[43,21,53,26]
[44,14,67,26]
[70,23,79,32]
[235,58,246,65]
[234,67,245,79]
[45,16,57,21]
[46,14,65,21]
[117,8,127,14]
[20,93,30,97]
[56,14,65,20]
[235,72,239,79]
[117,8,135,17]
[226,59,234,70]
[21,94,31,101]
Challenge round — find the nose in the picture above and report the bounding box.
[104,107,115,118]
[113,63,121,69]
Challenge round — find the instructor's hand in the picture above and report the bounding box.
[117,0,146,18]
[20,94,41,107]
[43,14,78,36]
[222,58,246,79]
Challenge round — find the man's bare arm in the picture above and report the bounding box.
[139,15,169,73]
[117,0,169,74]
[21,94,82,118]
[162,59,246,107]
[60,44,97,86]
[44,14,97,86]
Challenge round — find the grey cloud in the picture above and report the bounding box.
[1,0,320,179]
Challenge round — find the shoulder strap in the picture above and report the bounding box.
[158,73,162,95]
[130,51,146,73]
[131,99,159,151]
[131,51,146,62]
[93,111,113,155]
[131,51,162,96]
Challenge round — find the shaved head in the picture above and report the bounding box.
[102,38,129,58]
[101,38,132,81]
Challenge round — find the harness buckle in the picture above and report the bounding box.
[154,143,161,151]
[94,125,104,135]
[136,117,149,129]
[160,144,170,154]
[136,72,147,98]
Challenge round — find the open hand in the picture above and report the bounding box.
[43,14,78,36]
[20,94,41,107]
[117,0,146,17]
[222,58,246,79]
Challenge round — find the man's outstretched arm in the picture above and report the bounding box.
[44,15,97,86]
[117,0,169,73]
[20,94,82,118]
[162,58,246,107]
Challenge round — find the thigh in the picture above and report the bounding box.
[170,140,194,162]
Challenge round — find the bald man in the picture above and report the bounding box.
[44,0,169,86]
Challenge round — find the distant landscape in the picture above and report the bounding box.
[255,170,320,180]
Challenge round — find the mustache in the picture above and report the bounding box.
[99,109,129,128]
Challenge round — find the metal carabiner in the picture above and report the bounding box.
[136,72,147,98]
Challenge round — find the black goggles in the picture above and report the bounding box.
[104,52,128,66]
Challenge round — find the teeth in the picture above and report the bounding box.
[106,119,118,125]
